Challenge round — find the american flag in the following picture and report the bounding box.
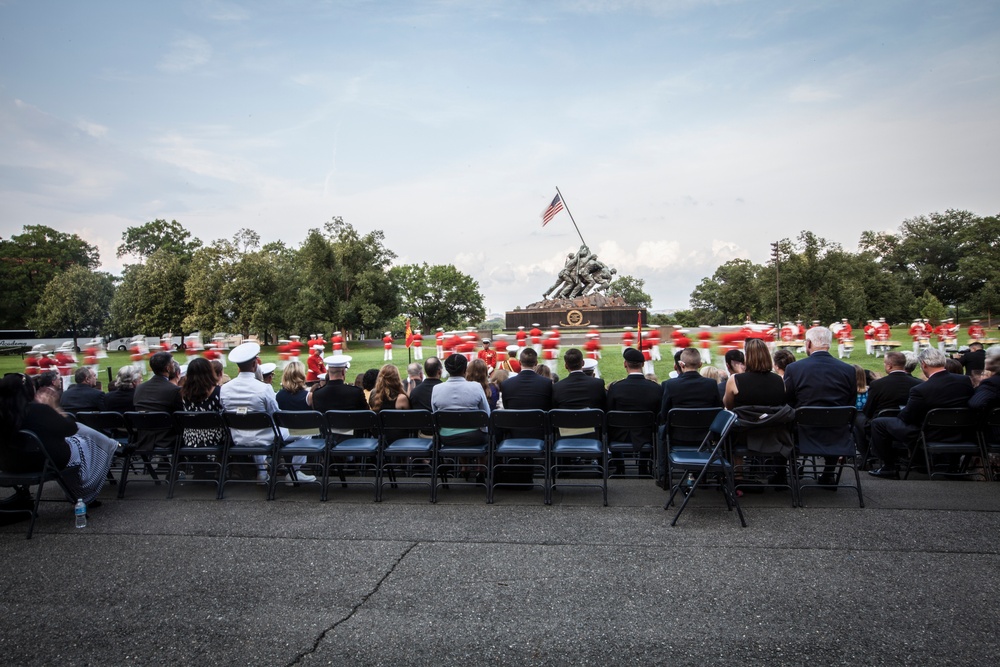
[541,193,564,226]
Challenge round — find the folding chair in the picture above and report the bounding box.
[548,409,607,506]
[120,412,179,499]
[606,410,657,478]
[488,410,548,504]
[171,411,229,499]
[322,410,380,501]
[859,408,900,471]
[794,406,864,508]
[377,410,435,502]
[272,411,327,499]
[433,410,490,502]
[663,408,722,489]
[0,430,71,539]
[663,409,743,527]
[730,405,797,505]
[917,408,988,481]
[221,411,282,499]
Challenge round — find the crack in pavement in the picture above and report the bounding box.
[286,540,418,666]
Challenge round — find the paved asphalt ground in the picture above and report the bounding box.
[2,473,999,666]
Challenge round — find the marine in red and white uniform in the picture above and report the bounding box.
[646,327,661,362]
[306,345,326,383]
[382,331,393,361]
[83,338,100,374]
[530,323,543,354]
[460,329,477,362]
[55,342,76,390]
[639,331,654,375]
[833,318,854,358]
[621,326,634,351]
[185,334,203,360]
[515,325,527,350]
[942,318,960,351]
[442,331,462,359]
[412,329,423,360]
[276,339,291,368]
[38,352,56,375]
[698,326,713,364]
[584,333,602,375]
[863,320,876,355]
[24,346,43,376]
[933,321,946,352]
[477,339,498,369]
[130,335,149,375]
[908,319,926,352]
[288,335,304,361]
[541,332,559,372]
[435,328,445,357]
[968,320,985,342]
[587,325,602,359]
[331,331,344,355]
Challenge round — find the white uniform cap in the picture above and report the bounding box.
[229,341,261,364]
[333,331,342,335]
[482,338,491,344]
[325,354,352,369]
[259,362,277,375]
[582,358,599,371]
[384,331,391,336]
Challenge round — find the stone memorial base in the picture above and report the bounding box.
[505,294,647,330]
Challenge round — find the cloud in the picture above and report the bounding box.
[158,35,212,73]
[788,84,840,103]
[75,119,108,138]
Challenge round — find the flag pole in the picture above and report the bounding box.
[555,186,587,248]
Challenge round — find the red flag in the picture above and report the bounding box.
[404,319,413,348]
[540,193,564,226]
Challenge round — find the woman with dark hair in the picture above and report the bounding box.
[362,368,379,403]
[853,364,869,412]
[369,365,411,412]
[772,349,796,378]
[724,339,785,410]
[179,358,224,448]
[0,373,118,504]
[276,361,309,411]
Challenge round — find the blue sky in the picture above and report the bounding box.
[2,0,998,314]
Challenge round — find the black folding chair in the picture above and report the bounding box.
[730,405,797,504]
[663,408,722,489]
[377,410,436,502]
[548,409,607,506]
[794,406,864,508]
[917,408,988,481]
[171,411,230,499]
[322,410,380,501]
[664,409,744,527]
[0,430,72,539]
[75,411,132,488]
[433,410,490,502]
[984,408,1000,482]
[272,411,327,499]
[606,410,657,478]
[120,412,179,499]
[488,410,548,504]
[221,411,282,499]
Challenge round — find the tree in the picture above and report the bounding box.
[184,243,231,334]
[27,266,114,349]
[912,290,948,324]
[116,219,202,261]
[110,249,190,337]
[0,225,100,328]
[689,259,760,325]
[388,263,485,330]
[607,275,653,309]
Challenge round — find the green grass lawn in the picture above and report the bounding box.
[0,327,942,389]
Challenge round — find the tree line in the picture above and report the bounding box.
[673,209,999,327]
[1,218,487,345]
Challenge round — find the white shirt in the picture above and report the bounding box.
[220,372,280,447]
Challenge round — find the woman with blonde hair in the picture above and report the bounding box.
[489,367,508,410]
[276,360,309,411]
[853,364,869,412]
[468,358,498,410]
[369,364,411,412]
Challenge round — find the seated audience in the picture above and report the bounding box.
[772,349,796,377]
[60,367,106,413]
[431,354,490,446]
[369,364,411,412]
[467,359,497,411]
[489,368,509,409]
[969,346,1000,412]
[854,364,869,412]
[723,339,785,410]
[275,361,309,411]
[211,359,230,385]
[179,357,224,448]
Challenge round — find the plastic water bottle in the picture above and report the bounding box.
[683,473,695,495]
[74,498,87,528]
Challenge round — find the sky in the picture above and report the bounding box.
[1,0,998,315]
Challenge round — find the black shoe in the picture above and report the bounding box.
[868,466,899,480]
[818,473,838,489]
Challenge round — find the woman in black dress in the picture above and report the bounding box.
[179,358,224,448]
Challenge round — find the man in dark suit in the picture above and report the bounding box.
[869,347,975,478]
[552,348,606,411]
[855,351,923,449]
[60,367,106,412]
[658,347,723,485]
[499,348,553,411]
[956,341,986,380]
[132,351,183,451]
[308,355,368,414]
[607,347,663,473]
[407,357,443,413]
[970,346,1000,412]
[783,326,856,486]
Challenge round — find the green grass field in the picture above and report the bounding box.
[1,327,964,389]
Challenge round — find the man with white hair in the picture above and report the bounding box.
[782,325,857,487]
[869,347,975,479]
